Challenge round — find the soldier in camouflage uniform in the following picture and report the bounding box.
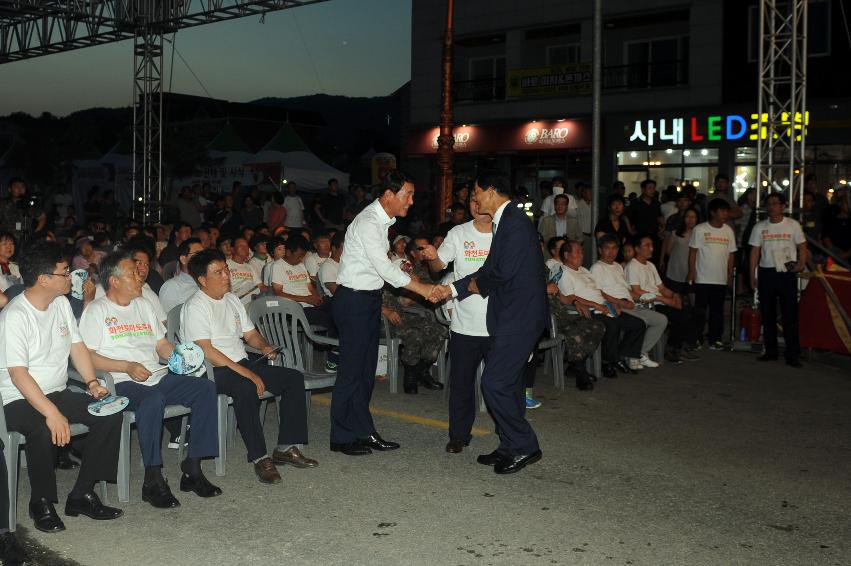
[0,178,45,243]
[547,264,604,391]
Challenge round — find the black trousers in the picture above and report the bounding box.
[330,286,381,444]
[655,304,702,349]
[214,358,308,462]
[4,388,121,504]
[447,333,489,444]
[694,283,727,343]
[758,267,800,361]
[594,312,645,363]
[305,299,337,337]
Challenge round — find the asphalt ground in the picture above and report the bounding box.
[13,348,851,566]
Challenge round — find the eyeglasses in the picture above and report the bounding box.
[45,268,71,278]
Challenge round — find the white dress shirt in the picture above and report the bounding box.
[337,199,411,291]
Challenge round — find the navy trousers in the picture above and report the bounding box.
[447,333,490,444]
[115,372,218,467]
[330,286,381,444]
[480,332,541,456]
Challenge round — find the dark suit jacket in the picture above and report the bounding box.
[455,202,548,337]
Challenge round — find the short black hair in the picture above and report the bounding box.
[707,198,731,215]
[267,236,286,254]
[331,231,345,249]
[640,179,656,189]
[0,231,15,245]
[125,235,156,262]
[8,177,25,188]
[553,194,569,205]
[249,234,269,250]
[765,191,787,205]
[597,234,619,249]
[475,169,511,197]
[714,173,730,183]
[284,234,309,254]
[558,239,582,260]
[450,202,466,213]
[381,171,414,194]
[631,234,653,248]
[188,249,226,284]
[99,250,134,293]
[607,194,626,207]
[546,236,565,253]
[612,180,625,190]
[20,241,64,287]
[178,237,202,259]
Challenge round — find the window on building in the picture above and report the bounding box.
[547,44,581,65]
[465,56,506,101]
[623,36,688,88]
[748,0,831,61]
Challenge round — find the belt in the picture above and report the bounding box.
[339,285,382,297]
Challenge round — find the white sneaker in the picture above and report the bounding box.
[639,354,659,368]
[627,358,644,371]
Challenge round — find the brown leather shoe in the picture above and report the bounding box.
[445,440,468,454]
[272,446,319,468]
[253,457,282,484]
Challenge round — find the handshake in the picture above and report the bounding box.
[425,284,452,303]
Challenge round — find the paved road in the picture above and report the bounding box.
[16,349,851,565]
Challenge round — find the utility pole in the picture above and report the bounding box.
[436,0,455,224]
[590,0,602,262]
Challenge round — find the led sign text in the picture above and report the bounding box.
[629,112,809,147]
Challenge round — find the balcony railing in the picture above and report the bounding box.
[602,60,688,90]
[453,77,507,103]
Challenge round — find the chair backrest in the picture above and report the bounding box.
[0,390,9,441]
[247,297,310,371]
[167,304,183,344]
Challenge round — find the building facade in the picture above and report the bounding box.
[404,0,851,205]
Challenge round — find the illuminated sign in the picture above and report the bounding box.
[407,120,590,155]
[507,62,592,98]
[431,131,471,150]
[628,112,809,147]
[524,125,570,146]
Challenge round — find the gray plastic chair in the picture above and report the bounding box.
[538,314,567,389]
[380,315,402,393]
[0,389,107,532]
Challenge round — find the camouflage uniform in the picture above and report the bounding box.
[383,287,448,366]
[0,198,41,242]
[549,295,605,363]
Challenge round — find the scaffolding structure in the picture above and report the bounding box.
[0,0,328,222]
[755,0,808,216]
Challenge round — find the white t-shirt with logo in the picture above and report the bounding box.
[227,259,261,306]
[270,260,312,307]
[283,196,305,228]
[0,262,22,292]
[0,294,78,405]
[304,252,329,277]
[748,216,806,270]
[95,282,166,323]
[437,221,492,336]
[625,259,663,295]
[80,296,166,387]
[590,260,632,300]
[689,222,737,285]
[181,290,254,363]
[557,265,606,305]
[317,258,340,296]
[248,255,270,282]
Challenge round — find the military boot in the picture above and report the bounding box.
[403,362,418,394]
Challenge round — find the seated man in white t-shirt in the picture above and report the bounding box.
[317,231,344,296]
[93,244,166,324]
[304,234,332,279]
[80,250,221,509]
[590,235,666,369]
[181,249,317,485]
[270,234,337,332]
[558,240,646,378]
[226,237,263,306]
[0,241,123,534]
[158,237,204,315]
[625,235,703,363]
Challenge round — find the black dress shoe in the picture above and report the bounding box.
[418,376,444,390]
[180,473,223,498]
[0,531,29,565]
[55,448,79,470]
[615,360,637,375]
[358,433,400,451]
[28,498,65,533]
[494,450,543,475]
[576,374,594,391]
[757,353,778,362]
[142,481,181,509]
[65,491,123,520]
[602,364,618,378]
[445,439,468,453]
[330,442,372,455]
[476,449,507,466]
[786,359,802,368]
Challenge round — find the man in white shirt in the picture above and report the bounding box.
[182,249,318,484]
[158,238,203,316]
[283,182,305,229]
[270,234,336,332]
[248,234,271,283]
[559,240,645,377]
[748,192,807,367]
[80,251,221,508]
[626,235,702,363]
[227,237,263,306]
[304,234,331,278]
[332,171,437,455]
[0,241,122,533]
[93,245,166,324]
[538,177,578,221]
[591,235,665,368]
[423,198,495,451]
[687,198,738,349]
[317,231,344,296]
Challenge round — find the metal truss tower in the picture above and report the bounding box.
[755,0,808,215]
[0,0,328,221]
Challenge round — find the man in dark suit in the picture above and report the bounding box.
[431,170,548,474]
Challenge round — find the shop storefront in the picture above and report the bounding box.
[605,103,851,200]
[405,119,591,206]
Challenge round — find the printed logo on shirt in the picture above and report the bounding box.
[58,321,70,337]
[286,269,309,282]
[761,230,793,243]
[230,268,254,282]
[703,233,731,246]
[462,241,490,262]
[104,317,154,340]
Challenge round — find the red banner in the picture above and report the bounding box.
[799,271,851,355]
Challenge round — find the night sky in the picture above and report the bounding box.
[0,0,411,117]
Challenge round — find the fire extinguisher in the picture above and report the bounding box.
[740,303,761,342]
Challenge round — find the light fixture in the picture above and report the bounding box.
[282,179,288,184]
[683,150,691,157]
[666,148,673,154]
[828,188,835,194]
[793,169,800,174]
[781,179,790,186]
[138,197,143,202]
[700,149,708,156]
[762,180,769,187]
[630,151,638,158]
[557,118,566,122]
[642,161,649,166]
[839,179,847,185]
[693,180,700,188]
